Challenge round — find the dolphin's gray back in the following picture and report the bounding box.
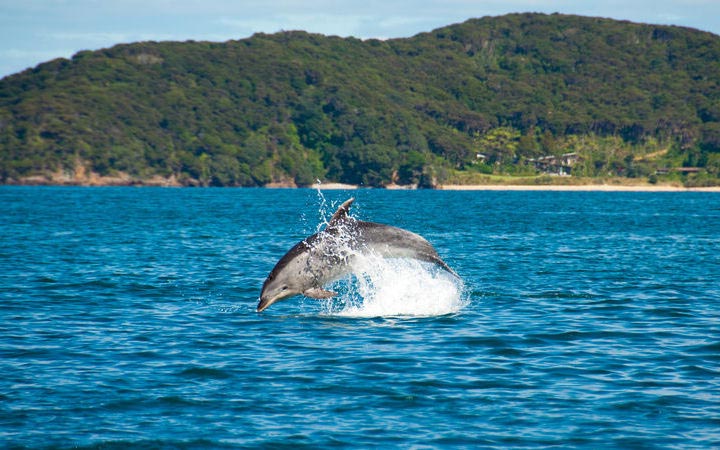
[354,221,457,276]
[265,219,457,291]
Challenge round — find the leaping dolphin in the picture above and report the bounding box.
[257,197,457,312]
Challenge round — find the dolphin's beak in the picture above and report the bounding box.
[257,292,287,312]
[257,289,299,312]
[257,296,273,313]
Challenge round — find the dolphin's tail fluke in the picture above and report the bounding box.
[421,254,460,279]
[437,258,461,279]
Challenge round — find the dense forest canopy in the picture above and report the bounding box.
[1,13,720,186]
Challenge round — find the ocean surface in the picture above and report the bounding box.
[1,186,719,449]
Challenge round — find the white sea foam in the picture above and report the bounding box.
[321,254,466,318]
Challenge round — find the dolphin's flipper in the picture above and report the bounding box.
[328,198,355,227]
[303,288,337,299]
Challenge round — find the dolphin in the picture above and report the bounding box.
[257,197,457,312]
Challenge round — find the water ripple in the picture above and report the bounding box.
[1,188,719,448]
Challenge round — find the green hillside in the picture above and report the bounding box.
[1,13,720,187]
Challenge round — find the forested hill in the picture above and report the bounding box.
[2,13,720,187]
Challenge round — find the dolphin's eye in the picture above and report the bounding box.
[281,286,288,291]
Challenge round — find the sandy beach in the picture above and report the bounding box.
[438,184,720,192]
[310,182,359,190]
[310,182,720,192]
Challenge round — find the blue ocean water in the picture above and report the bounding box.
[1,186,719,449]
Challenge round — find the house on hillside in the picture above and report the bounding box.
[528,152,582,176]
[655,167,701,175]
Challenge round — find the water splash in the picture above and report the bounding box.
[321,254,466,318]
[307,189,465,318]
[314,180,331,231]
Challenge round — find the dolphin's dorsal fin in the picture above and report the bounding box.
[328,198,354,227]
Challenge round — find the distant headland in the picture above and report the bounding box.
[2,13,720,189]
